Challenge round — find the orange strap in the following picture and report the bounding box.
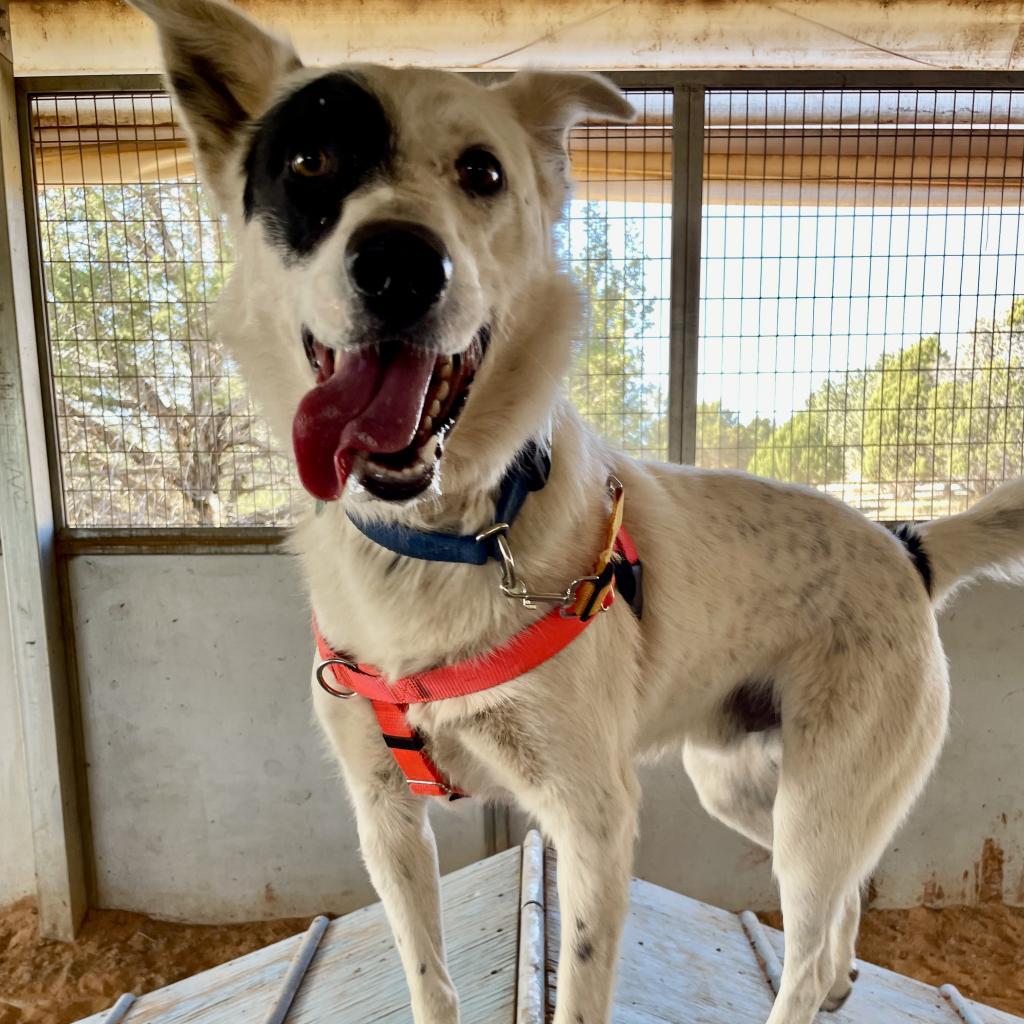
[370,701,461,798]
[315,525,639,797]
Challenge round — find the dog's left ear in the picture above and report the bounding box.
[499,71,634,210]
[130,0,302,202]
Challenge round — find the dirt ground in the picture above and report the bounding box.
[763,904,1024,1016]
[0,899,310,1024]
[1,899,1022,1023]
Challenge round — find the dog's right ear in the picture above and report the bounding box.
[499,71,635,214]
[501,71,635,148]
[130,0,301,198]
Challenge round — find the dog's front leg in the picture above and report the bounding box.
[314,684,459,1024]
[533,774,640,1024]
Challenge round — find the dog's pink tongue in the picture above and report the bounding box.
[292,344,436,501]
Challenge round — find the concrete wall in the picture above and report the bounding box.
[67,553,491,922]
[55,551,1024,920]
[639,579,1024,910]
[10,0,1024,75]
[0,554,37,905]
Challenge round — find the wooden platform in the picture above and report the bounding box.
[79,833,1022,1024]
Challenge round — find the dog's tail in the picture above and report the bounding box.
[900,478,1024,607]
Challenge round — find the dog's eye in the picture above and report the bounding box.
[455,148,504,197]
[290,148,336,178]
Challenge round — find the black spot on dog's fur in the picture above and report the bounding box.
[890,523,932,595]
[725,679,781,733]
[574,939,594,963]
[419,961,427,975]
[244,73,392,257]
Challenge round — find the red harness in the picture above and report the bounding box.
[315,504,641,798]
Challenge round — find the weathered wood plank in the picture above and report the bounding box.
[77,846,522,1024]
[547,861,777,1023]
[546,861,1024,1023]
[290,847,519,1024]
[77,837,1024,1024]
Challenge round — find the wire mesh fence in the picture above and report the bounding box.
[697,88,1024,521]
[562,89,673,461]
[27,83,1024,529]
[29,87,672,528]
[31,91,297,528]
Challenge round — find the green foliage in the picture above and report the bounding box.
[41,182,291,527]
[941,297,1024,494]
[860,335,947,498]
[564,204,666,457]
[706,299,1024,515]
[747,378,855,485]
[696,402,773,472]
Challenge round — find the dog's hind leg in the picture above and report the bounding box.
[682,731,780,850]
[313,681,459,1024]
[821,886,862,1011]
[765,854,856,1024]
[684,733,863,1012]
[761,653,948,1024]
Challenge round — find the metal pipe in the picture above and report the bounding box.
[262,915,331,1024]
[668,84,704,466]
[517,830,547,1024]
[103,994,136,1023]
[940,984,987,1024]
[739,910,783,995]
[18,71,1024,96]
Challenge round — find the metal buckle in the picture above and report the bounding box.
[406,778,452,794]
[315,658,359,699]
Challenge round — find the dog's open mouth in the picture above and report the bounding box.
[292,326,488,502]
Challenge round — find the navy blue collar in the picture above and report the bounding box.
[346,441,551,565]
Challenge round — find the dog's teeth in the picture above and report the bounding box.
[440,361,453,380]
[429,400,441,418]
[436,380,450,401]
[421,415,434,432]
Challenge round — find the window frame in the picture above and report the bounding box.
[16,69,1024,555]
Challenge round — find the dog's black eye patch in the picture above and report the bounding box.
[243,73,392,257]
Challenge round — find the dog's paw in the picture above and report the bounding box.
[820,964,859,1012]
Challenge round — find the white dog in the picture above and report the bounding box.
[133,3,1024,1021]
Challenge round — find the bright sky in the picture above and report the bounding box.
[566,199,1024,426]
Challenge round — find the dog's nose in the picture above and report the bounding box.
[345,221,452,328]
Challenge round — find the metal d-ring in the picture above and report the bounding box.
[316,658,359,698]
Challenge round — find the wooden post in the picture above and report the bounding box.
[0,4,87,940]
